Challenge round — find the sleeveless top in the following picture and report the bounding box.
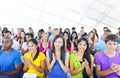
[47,50,67,78]
[39,41,51,56]
[70,53,94,78]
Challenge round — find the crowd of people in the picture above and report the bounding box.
[0,26,120,78]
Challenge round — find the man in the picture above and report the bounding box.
[78,26,87,39]
[94,29,111,52]
[95,34,120,78]
[0,36,22,78]
[4,30,20,50]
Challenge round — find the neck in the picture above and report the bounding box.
[32,50,37,57]
[77,50,84,56]
[104,49,116,57]
[5,48,12,54]
[43,40,47,43]
[55,48,61,54]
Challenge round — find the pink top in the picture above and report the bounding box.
[39,41,51,56]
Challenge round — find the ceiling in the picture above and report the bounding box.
[0,0,120,34]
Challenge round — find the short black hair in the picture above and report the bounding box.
[72,27,75,30]
[26,33,33,38]
[104,29,111,33]
[4,30,12,34]
[105,34,118,43]
[38,29,44,33]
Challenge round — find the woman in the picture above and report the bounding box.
[63,31,74,54]
[18,31,26,49]
[46,35,69,78]
[21,33,33,54]
[71,31,78,51]
[39,32,51,56]
[21,39,46,78]
[70,37,94,78]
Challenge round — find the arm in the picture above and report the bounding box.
[85,60,94,76]
[57,52,69,73]
[23,64,28,72]
[46,51,56,71]
[70,42,74,53]
[70,60,84,75]
[29,60,45,73]
[0,64,22,76]
[96,65,113,77]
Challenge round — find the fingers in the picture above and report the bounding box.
[21,56,25,63]
[111,64,120,73]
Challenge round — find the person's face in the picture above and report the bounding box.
[72,33,76,39]
[0,27,2,31]
[104,32,111,38]
[81,27,84,32]
[88,32,94,38]
[64,33,68,40]
[54,29,59,35]
[106,40,118,52]
[118,28,120,32]
[54,37,63,49]
[28,42,37,52]
[4,33,11,37]
[26,35,32,41]
[38,32,42,37]
[20,32,25,38]
[72,29,75,32]
[103,28,108,32]
[42,35,48,41]
[77,40,87,52]
[2,38,12,50]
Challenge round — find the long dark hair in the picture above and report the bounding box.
[50,34,65,64]
[76,37,91,78]
[63,31,71,47]
[71,31,78,40]
[27,39,39,61]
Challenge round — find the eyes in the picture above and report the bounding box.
[54,38,63,44]
[54,40,62,44]
[28,45,35,47]
[107,42,118,45]
[78,43,86,46]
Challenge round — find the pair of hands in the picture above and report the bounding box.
[111,63,120,75]
[52,53,61,62]
[21,56,32,65]
[82,58,89,68]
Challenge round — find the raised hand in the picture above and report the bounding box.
[52,53,56,62]
[21,56,26,64]
[25,58,32,65]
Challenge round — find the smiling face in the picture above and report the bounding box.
[54,37,63,50]
[106,40,118,52]
[28,41,37,53]
[2,37,13,50]
[63,33,68,40]
[77,40,87,52]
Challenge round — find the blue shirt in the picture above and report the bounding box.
[47,50,67,78]
[0,48,22,78]
[94,41,106,51]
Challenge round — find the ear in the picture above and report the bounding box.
[37,44,40,48]
[11,41,13,45]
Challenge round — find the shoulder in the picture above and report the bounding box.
[39,52,45,57]
[0,50,4,56]
[24,52,31,57]
[94,52,104,57]
[12,49,21,55]
[90,54,94,61]
[70,53,75,59]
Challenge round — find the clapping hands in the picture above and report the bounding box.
[21,56,32,65]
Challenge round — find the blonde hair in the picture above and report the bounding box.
[41,32,48,42]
